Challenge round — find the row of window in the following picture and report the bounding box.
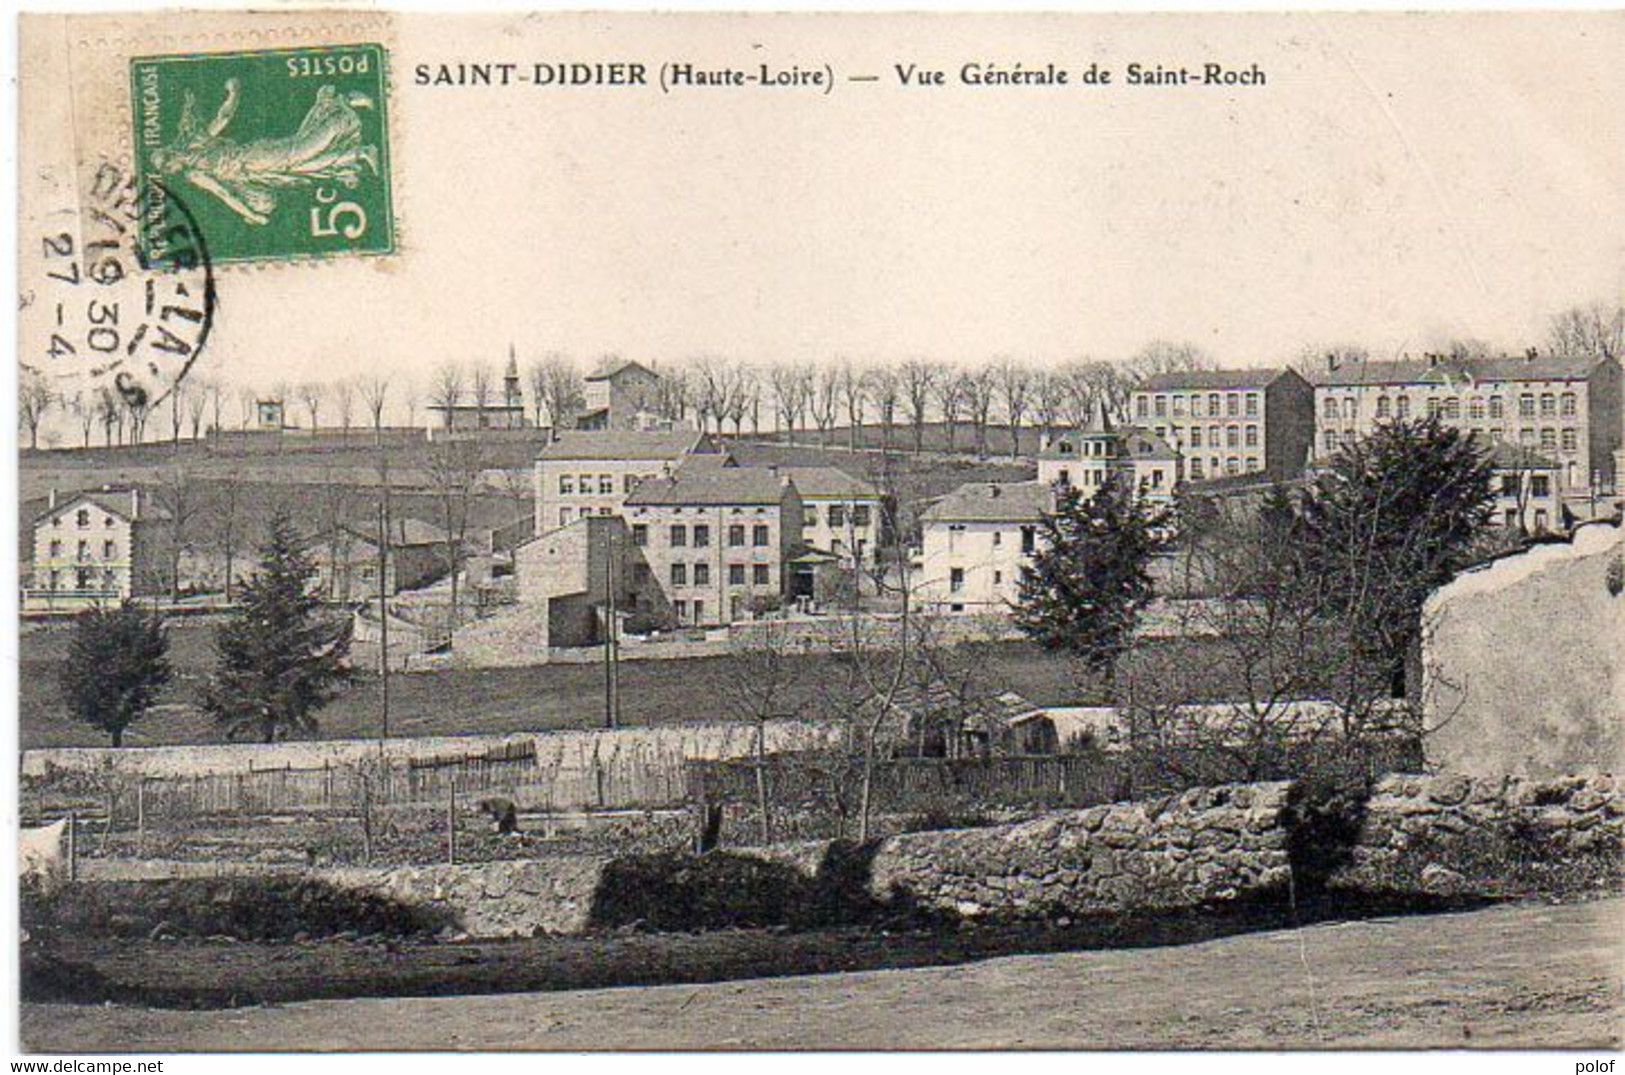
[46,539,117,560]
[43,568,119,591]
[1138,392,1261,419]
[632,523,772,548]
[557,473,645,496]
[943,525,1037,554]
[668,562,774,587]
[49,509,116,529]
[807,504,873,528]
[1500,475,1553,499]
[1186,457,1261,480]
[1152,424,1258,449]
[1323,427,1580,455]
[1324,391,1581,422]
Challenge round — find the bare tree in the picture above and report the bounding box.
[1292,344,1370,382]
[153,466,204,601]
[68,390,96,448]
[426,437,487,627]
[332,378,357,442]
[652,360,690,424]
[525,356,552,428]
[724,366,755,437]
[163,378,188,445]
[297,382,325,431]
[722,619,799,843]
[864,367,901,455]
[125,392,152,445]
[399,377,420,430]
[810,365,841,446]
[690,355,740,436]
[935,371,966,452]
[469,362,496,424]
[531,353,583,431]
[206,379,225,435]
[1547,300,1623,362]
[899,359,941,453]
[430,362,464,430]
[838,361,867,451]
[358,375,391,432]
[963,364,998,458]
[209,478,245,603]
[236,385,258,429]
[997,358,1032,459]
[769,364,813,445]
[19,372,54,450]
[1031,369,1066,447]
[1128,340,1213,380]
[97,388,123,446]
[186,380,211,441]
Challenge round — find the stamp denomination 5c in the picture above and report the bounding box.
[130,43,395,265]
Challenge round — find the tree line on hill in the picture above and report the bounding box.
[22,298,1620,453]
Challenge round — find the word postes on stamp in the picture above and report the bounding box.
[129,43,394,265]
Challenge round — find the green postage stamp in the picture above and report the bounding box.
[130,43,394,264]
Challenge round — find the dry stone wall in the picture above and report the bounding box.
[866,783,1294,919]
[320,857,612,937]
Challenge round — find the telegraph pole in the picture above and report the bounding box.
[602,526,619,728]
[375,424,392,746]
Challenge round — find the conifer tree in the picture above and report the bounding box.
[204,512,353,743]
[1014,476,1172,684]
[59,602,172,747]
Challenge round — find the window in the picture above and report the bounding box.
[1208,393,1221,415]
[1501,475,1520,498]
[1531,475,1551,499]
[1539,394,1556,418]
[804,506,818,527]
[730,595,744,620]
[1324,431,1338,453]
[692,600,705,622]
[599,475,614,494]
[559,475,574,495]
[600,507,613,516]
[77,540,89,560]
[670,563,687,586]
[1154,395,1167,418]
[993,570,1003,585]
[669,525,687,547]
[1244,425,1258,448]
[992,530,1002,546]
[1020,526,1036,554]
[828,504,846,528]
[752,524,770,547]
[694,562,710,585]
[1226,426,1240,448]
[578,474,593,492]
[1190,428,1202,448]
[1540,429,1557,452]
[631,524,648,547]
[1225,457,1240,475]
[559,508,573,526]
[1245,458,1262,473]
[102,540,115,558]
[1396,396,1411,419]
[852,505,871,527]
[48,540,61,557]
[1519,427,1536,445]
[1057,468,1071,486]
[1226,394,1240,417]
[76,509,90,527]
[728,564,746,585]
[1189,459,1205,480]
[1135,396,1149,418]
[693,525,710,548]
[1561,392,1577,417]
[1468,397,1485,420]
[1191,396,1204,418]
[1376,396,1391,418]
[624,474,640,493]
[1246,393,1260,417]
[949,567,965,594]
[1534,509,1549,532]
[1442,397,1460,421]
[1519,394,1535,418]
[1426,398,1441,419]
[1562,428,1578,453]
[1172,396,1186,417]
[1488,396,1504,419]
[753,564,770,586]
[1342,397,1357,420]
[674,600,688,623]
[728,524,745,547]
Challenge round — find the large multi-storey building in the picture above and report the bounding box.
[917,481,1050,613]
[621,467,804,626]
[1130,368,1316,481]
[533,430,720,534]
[1306,353,1623,497]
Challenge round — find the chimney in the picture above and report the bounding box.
[989,484,1001,498]
[1525,347,1538,361]
[47,488,56,510]
[1427,353,1440,369]
[1326,353,1339,372]
[130,488,140,518]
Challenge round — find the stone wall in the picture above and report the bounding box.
[866,783,1294,919]
[322,857,611,937]
[1333,772,1622,896]
[1423,522,1624,778]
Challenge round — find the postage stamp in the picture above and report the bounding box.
[128,43,394,265]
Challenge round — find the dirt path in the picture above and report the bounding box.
[23,898,1623,1051]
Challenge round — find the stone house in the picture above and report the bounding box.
[533,429,722,535]
[1131,367,1316,481]
[1037,408,1182,504]
[309,517,459,602]
[778,465,885,565]
[26,487,167,611]
[917,481,1050,613]
[575,359,667,431]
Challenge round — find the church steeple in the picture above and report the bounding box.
[504,344,521,408]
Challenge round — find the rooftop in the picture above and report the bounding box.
[34,487,162,525]
[777,466,879,499]
[1306,353,1604,388]
[536,430,711,462]
[920,481,1051,524]
[624,467,793,507]
[584,359,658,382]
[1137,368,1292,392]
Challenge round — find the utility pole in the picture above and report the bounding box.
[375,424,392,746]
[602,525,620,729]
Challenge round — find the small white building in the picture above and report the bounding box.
[917,481,1050,613]
[27,487,161,611]
[1038,411,1182,505]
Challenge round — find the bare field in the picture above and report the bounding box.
[22,897,1622,1051]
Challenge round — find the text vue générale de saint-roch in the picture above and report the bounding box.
[413,60,1268,89]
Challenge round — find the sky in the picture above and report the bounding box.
[23,10,1625,418]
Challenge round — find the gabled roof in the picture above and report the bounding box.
[920,481,1050,524]
[1137,368,1291,392]
[536,430,711,462]
[584,359,658,382]
[33,488,157,525]
[1306,354,1603,388]
[1119,427,1181,462]
[778,466,879,500]
[340,517,455,548]
[624,467,793,507]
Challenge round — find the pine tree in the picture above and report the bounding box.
[1013,476,1173,682]
[1297,417,1496,697]
[59,602,172,746]
[204,512,353,743]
